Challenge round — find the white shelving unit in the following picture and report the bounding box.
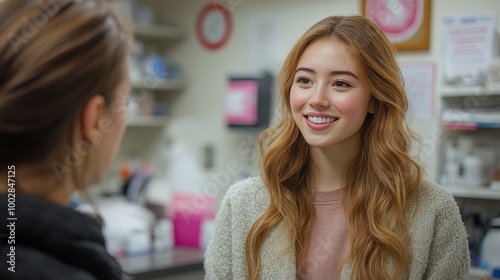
[441,86,500,130]
[439,86,500,279]
[127,21,184,128]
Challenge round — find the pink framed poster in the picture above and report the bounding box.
[362,0,431,51]
[225,80,259,126]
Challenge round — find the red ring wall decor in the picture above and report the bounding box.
[196,3,232,51]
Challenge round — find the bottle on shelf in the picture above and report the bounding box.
[463,152,485,186]
[480,217,500,273]
[441,141,461,185]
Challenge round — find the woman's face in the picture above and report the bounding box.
[290,37,373,150]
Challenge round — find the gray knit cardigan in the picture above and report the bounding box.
[204,177,470,279]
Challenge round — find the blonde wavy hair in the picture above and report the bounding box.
[245,15,422,280]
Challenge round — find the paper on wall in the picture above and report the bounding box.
[442,14,497,83]
[247,11,285,72]
[400,62,435,120]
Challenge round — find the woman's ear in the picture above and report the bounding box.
[81,95,105,145]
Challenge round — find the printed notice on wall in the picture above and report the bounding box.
[247,11,285,72]
[400,62,435,120]
[442,14,496,83]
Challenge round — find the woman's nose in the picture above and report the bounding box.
[308,86,330,108]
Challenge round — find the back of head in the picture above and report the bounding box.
[0,0,130,166]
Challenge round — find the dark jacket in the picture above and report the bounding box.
[0,194,127,280]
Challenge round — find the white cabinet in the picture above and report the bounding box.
[95,3,186,194]
[438,86,500,277]
[439,86,500,189]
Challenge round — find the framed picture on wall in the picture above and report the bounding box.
[362,0,431,51]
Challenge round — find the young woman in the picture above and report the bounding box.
[0,0,131,279]
[204,15,470,280]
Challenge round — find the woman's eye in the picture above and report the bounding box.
[333,80,351,87]
[296,77,312,84]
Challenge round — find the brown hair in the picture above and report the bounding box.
[0,0,130,166]
[246,15,422,280]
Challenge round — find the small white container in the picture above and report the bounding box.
[126,230,152,256]
[481,217,500,272]
[463,153,484,186]
[153,219,174,252]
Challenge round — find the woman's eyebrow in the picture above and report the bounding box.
[330,70,359,80]
[295,67,359,80]
[295,67,316,74]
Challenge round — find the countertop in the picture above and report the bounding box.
[116,247,205,280]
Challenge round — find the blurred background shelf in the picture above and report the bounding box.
[441,86,500,97]
[444,185,500,200]
[127,116,168,127]
[132,79,184,92]
[443,122,500,130]
[133,23,184,40]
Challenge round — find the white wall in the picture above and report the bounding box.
[136,0,500,203]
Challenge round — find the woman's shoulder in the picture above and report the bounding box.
[412,180,460,218]
[418,180,455,205]
[222,176,269,211]
[225,176,267,198]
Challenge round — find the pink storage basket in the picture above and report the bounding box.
[169,193,215,248]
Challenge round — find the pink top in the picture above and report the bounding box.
[297,188,350,280]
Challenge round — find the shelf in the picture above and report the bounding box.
[133,24,183,40]
[132,79,184,92]
[443,185,500,200]
[443,122,500,130]
[441,86,500,97]
[127,116,168,127]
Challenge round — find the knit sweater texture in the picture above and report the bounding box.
[204,177,470,280]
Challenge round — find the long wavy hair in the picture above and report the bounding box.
[245,15,422,280]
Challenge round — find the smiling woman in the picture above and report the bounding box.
[204,15,470,280]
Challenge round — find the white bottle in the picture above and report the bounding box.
[443,142,461,185]
[463,153,484,186]
[153,219,174,252]
[481,217,500,272]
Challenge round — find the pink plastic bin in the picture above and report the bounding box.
[170,193,215,248]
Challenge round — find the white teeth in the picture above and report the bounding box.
[307,116,337,124]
